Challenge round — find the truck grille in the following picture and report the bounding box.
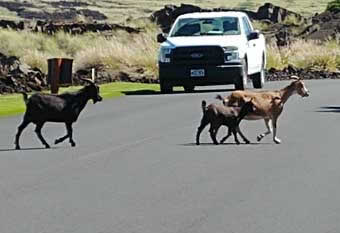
[170,46,224,65]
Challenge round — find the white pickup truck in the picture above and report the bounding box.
[157,11,266,93]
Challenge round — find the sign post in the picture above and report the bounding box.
[47,58,73,94]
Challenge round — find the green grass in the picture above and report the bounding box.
[0,82,160,118]
[0,94,26,117]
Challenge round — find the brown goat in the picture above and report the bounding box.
[216,76,309,144]
[196,98,255,145]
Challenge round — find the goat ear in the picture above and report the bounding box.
[215,94,223,101]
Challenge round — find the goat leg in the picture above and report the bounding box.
[66,123,76,147]
[196,127,203,145]
[196,117,209,145]
[55,135,69,145]
[55,123,71,145]
[272,118,281,144]
[232,128,240,145]
[219,128,232,144]
[15,120,30,150]
[34,123,50,149]
[236,126,250,144]
[209,126,219,145]
[257,119,272,142]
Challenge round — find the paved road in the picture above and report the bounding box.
[0,79,340,233]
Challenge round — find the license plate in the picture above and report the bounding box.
[190,69,205,77]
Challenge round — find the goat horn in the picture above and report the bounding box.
[80,78,95,85]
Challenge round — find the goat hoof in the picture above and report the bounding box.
[245,140,250,144]
[71,142,76,147]
[45,144,51,149]
[274,138,281,144]
[15,145,20,150]
[54,139,60,145]
[257,135,263,142]
[196,142,200,146]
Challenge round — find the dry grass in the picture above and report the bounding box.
[1,13,339,77]
[267,39,340,71]
[1,25,339,76]
[0,22,161,75]
[73,23,160,75]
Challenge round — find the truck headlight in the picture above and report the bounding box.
[224,51,239,61]
[222,46,240,62]
[159,47,172,63]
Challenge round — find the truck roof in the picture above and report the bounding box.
[177,11,248,19]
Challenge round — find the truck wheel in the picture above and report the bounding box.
[251,56,265,89]
[184,85,195,93]
[160,81,173,94]
[235,60,247,90]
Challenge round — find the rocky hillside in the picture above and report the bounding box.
[151,3,340,45]
[1,3,340,94]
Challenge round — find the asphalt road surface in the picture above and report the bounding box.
[1,79,340,233]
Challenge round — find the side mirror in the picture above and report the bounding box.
[248,31,260,41]
[157,33,167,43]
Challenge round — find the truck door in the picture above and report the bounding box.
[242,17,261,74]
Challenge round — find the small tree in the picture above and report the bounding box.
[327,0,340,12]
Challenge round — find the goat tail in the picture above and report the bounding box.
[201,100,207,113]
[21,92,28,105]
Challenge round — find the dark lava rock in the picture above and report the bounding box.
[0,53,47,94]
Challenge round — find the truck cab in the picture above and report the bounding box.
[157,11,266,93]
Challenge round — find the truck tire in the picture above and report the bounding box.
[234,59,247,90]
[160,81,173,94]
[184,85,195,93]
[251,55,265,89]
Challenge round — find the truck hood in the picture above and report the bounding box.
[163,35,245,48]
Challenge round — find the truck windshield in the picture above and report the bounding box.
[170,17,240,37]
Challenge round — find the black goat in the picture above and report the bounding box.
[196,98,255,145]
[14,78,102,149]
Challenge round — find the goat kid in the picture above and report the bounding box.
[15,78,102,150]
[216,76,309,144]
[196,98,255,145]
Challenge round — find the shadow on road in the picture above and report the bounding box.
[123,88,235,96]
[0,147,58,152]
[317,106,340,113]
[180,142,271,146]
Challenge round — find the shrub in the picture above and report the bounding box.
[326,0,340,12]
[283,15,302,26]
[252,20,271,31]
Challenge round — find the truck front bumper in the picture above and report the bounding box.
[159,63,243,87]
